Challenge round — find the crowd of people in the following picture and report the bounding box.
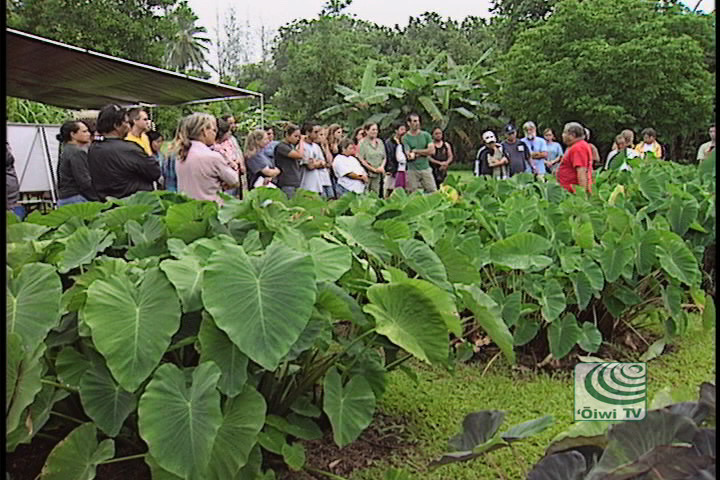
[5,104,716,219]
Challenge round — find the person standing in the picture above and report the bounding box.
[634,128,663,159]
[211,117,242,197]
[87,104,160,201]
[298,122,326,195]
[6,143,25,220]
[221,114,248,196]
[125,108,153,156]
[56,120,97,206]
[556,122,593,194]
[316,125,335,198]
[429,127,454,187]
[584,128,602,170]
[475,131,509,179]
[605,133,638,171]
[245,129,280,189]
[697,124,715,162]
[501,124,532,177]
[274,123,305,199]
[333,138,368,196]
[402,113,437,193]
[384,121,407,197]
[543,128,564,174]
[172,113,239,204]
[356,123,387,197]
[521,121,547,179]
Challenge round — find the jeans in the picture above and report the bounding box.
[322,185,335,199]
[57,194,89,206]
[280,186,297,199]
[9,205,26,221]
[335,184,354,197]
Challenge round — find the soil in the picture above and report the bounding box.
[461,322,668,374]
[6,411,413,480]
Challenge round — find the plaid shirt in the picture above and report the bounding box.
[158,151,177,191]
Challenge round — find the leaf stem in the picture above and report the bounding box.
[41,379,78,393]
[50,411,84,424]
[386,353,413,371]
[98,453,147,465]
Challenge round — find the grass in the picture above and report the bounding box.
[348,315,715,480]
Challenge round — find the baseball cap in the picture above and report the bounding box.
[482,131,497,143]
[504,124,517,134]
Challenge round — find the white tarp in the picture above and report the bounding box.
[7,123,60,200]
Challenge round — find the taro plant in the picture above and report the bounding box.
[527,382,716,479]
[6,188,457,479]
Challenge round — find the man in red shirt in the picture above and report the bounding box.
[556,122,593,193]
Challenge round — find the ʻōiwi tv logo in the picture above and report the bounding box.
[574,362,647,421]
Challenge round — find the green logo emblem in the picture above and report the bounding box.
[575,362,647,421]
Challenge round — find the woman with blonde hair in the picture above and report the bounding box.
[245,129,280,189]
[172,112,239,204]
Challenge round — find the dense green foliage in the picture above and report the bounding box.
[498,0,715,157]
[6,156,714,478]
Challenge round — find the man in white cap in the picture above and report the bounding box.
[475,131,509,179]
[521,121,548,180]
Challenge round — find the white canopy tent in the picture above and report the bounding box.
[6,27,264,207]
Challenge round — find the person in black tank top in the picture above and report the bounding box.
[429,127,454,186]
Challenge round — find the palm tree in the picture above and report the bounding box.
[164,6,211,72]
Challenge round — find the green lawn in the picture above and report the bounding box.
[349,315,715,480]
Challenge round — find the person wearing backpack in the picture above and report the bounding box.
[475,131,509,179]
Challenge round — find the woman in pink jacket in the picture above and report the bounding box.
[171,113,239,204]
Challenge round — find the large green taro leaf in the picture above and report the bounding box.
[323,368,376,448]
[364,283,449,365]
[598,239,634,283]
[160,256,204,313]
[78,361,136,437]
[26,202,110,227]
[55,348,91,390]
[489,232,553,270]
[7,382,69,452]
[334,214,391,263]
[655,231,702,286]
[138,362,223,480]
[541,279,566,323]
[526,451,587,480]
[198,314,249,397]
[7,223,50,243]
[578,322,603,353]
[434,237,481,284]
[398,239,451,290]
[458,285,515,364]
[396,278,461,336]
[7,262,62,351]
[207,386,267,480]
[82,267,182,392]
[636,229,661,276]
[39,423,115,480]
[58,227,115,273]
[667,192,699,236]
[202,242,317,371]
[308,237,352,283]
[6,336,45,435]
[547,313,582,359]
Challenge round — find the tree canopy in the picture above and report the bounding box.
[497,0,715,157]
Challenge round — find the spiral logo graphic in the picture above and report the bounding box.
[583,363,646,405]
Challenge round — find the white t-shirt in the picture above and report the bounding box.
[395,144,407,172]
[299,141,325,193]
[333,154,366,193]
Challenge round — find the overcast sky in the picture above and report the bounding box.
[187,0,715,79]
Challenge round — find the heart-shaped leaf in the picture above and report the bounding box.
[548,313,582,359]
[323,368,376,448]
[39,423,115,480]
[207,385,267,480]
[398,239,451,290]
[82,267,182,392]
[160,255,204,313]
[79,361,136,437]
[202,242,317,371]
[198,314,249,397]
[364,283,449,365]
[308,237,352,283]
[7,262,62,351]
[541,279,566,323]
[656,231,701,286]
[489,232,553,270]
[458,285,515,364]
[139,362,223,480]
[578,322,603,353]
[7,336,45,435]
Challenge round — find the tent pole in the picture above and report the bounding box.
[40,126,58,208]
[260,94,265,129]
